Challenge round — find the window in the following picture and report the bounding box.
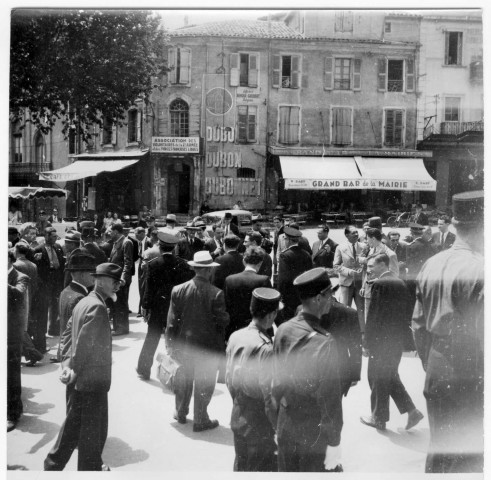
[68,127,77,154]
[444,97,461,122]
[384,109,405,147]
[169,99,189,137]
[445,32,463,66]
[13,134,22,163]
[384,22,392,33]
[34,132,45,163]
[237,105,257,143]
[378,58,414,92]
[331,107,353,146]
[237,167,255,179]
[325,56,361,91]
[230,53,259,87]
[272,55,301,89]
[101,116,115,145]
[278,106,300,144]
[334,58,351,90]
[335,11,353,32]
[168,46,191,85]
[127,109,141,143]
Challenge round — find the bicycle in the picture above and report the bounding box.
[386,212,415,228]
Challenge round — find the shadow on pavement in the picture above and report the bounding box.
[21,361,60,376]
[103,436,150,468]
[7,465,29,470]
[380,427,430,454]
[171,423,234,447]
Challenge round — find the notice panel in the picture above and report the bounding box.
[151,137,200,154]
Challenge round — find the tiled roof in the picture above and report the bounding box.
[169,20,305,39]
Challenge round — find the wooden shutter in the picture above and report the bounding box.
[179,48,191,85]
[272,55,281,88]
[353,58,361,91]
[457,32,463,65]
[237,105,247,142]
[444,32,450,65]
[385,109,394,145]
[137,110,142,142]
[278,106,288,143]
[378,58,387,91]
[332,107,352,145]
[248,54,258,87]
[405,58,415,92]
[168,47,177,84]
[324,56,333,90]
[394,110,404,146]
[301,59,309,88]
[230,53,240,87]
[111,124,117,145]
[247,106,257,142]
[291,55,301,89]
[289,106,300,143]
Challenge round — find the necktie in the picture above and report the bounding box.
[48,245,60,269]
[352,243,357,261]
[138,241,142,257]
[441,233,444,245]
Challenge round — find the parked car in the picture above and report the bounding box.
[201,209,252,237]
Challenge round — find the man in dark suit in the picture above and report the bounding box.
[48,207,61,223]
[213,234,245,291]
[277,227,313,323]
[108,223,133,336]
[311,225,338,273]
[8,250,29,432]
[387,230,408,276]
[80,221,107,265]
[177,226,205,261]
[221,211,240,237]
[35,210,52,236]
[413,204,429,226]
[224,246,272,340]
[244,231,273,279]
[63,231,83,289]
[360,253,423,431]
[44,263,122,471]
[136,232,194,380]
[432,215,456,251]
[132,227,147,317]
[205,225,225,259]
[32,226,65,353]
[272,215,285,286]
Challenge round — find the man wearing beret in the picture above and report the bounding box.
[412,191,484,473]
[8,226,20,247]
[44,263,122,471]
[136,232,194,380]
[226,288,281,471]
[273,268,343,472]
[277,226,313,323]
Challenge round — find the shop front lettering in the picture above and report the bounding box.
[205,177,262,196]
[312,180,342,187]
[206,126,235,142]
[205,152,242,168]
[378,181,408,188]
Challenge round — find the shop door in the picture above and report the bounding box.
[167,164,191,213]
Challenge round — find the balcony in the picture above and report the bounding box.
[423,120,484,140]
[9,162,52,185]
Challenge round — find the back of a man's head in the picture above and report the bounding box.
[223,234,241,251]
[243,246,264,266]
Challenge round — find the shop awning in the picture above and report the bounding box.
[354,157,437,191]
[280,156,363,190]
[9,186,67,199]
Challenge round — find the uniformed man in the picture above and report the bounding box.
[136,232,194,380]
[277,226,313,323]
[226,288,282,472]
[412,191,484,473]
[273,268,343,472]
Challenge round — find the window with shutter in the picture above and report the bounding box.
[278,106,300,144]
[387,60,403,92]
[445,32,463,66]
[127,109,138,143]
[248,54,259,87]
[276,55,302,89]
[101,116,113,145]
[291,55,301,89]
[384,109,404,146]
[334,58,351,90]
[178,48,191,85]
[405,58,415,92]
[332,107,352,146]
[168,47,177,84]
[237,105,257,143]
[272,54,281,88]
[13,134,23,162]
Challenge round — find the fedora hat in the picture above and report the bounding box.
[66,252,96,271]
[91,262,123,280]
[166,213,177,222]
[188,251,220,268]
[65,231,82,243]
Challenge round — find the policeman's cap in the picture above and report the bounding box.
[283,226,302,238]
[250,288,283,314]
[408,222,424,231]
[65,231,82,243]
[293,267,332,299]
[157,231,179,246]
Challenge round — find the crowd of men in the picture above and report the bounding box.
[6,192,484,474]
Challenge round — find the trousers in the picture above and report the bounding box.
[7,342,23,421]
[137,312,165,377]
[338,283,365,333]
[111,282,131,332]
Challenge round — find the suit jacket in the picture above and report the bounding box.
[205,237,224,259]
[213,250,245,290]
[8,268,29,345]
[177,236,205,261]
[166,276,230,352]
[276,233,312,263]
[432,231,456,251]
[333,241,364,287]
[83,241,107,265]
[59,281,88,336]
[220,221,240,238]
[312,238,338,269]
[109,235,134,284]
[365,271,411,352]
[224,269,272,338]
[67,291,112,392]
[33,242,65,292]
[257,249,273,278]
[413,212,429,226]
[406,238,435,281]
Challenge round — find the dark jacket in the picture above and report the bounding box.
[8,268,29,345]
[59,281,88,338]
[312,238,338,269]
[406,238,435,281]
[109,235,133,284]
[213,250,245,291]
[177,236,205,261]
[431,231,456,251]
[33,242,65,292]
[257,249,273,278]
[83,241,108,265]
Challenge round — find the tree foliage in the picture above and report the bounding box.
[10,9,169,142]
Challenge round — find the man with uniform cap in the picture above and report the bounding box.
[276,222,312,259]
[79,221,106,265]
[136,232,194,380]
[273,268,343,472]
[312,224,338,273]
[412,191,484,473]
[166,251,230,431]
[44,263,122,471]
[277,226,313,323]
[226,287,281,471]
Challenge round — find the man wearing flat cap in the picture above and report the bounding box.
[277,226,313,323]
[136,232,194,380]
[44,263,122,471]
[412,191,484,474]
[226,287,282,471]
[166,251,229,432]
[273,268,343,472]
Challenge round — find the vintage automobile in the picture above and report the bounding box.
[201,209,253,237]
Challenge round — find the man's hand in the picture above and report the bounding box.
[324,445,342,471]
[59,367,77,385]
[34,252,42,261]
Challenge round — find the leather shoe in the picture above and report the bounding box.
[112,329,129,336]
[26,349,44,363]
[7,419,17,432]
[193,419,219,432]
[173,411,187,424]
[101,464,111,471]
[135,368,150,381]
[49,357,61,363]
[25,360,38,367]
[405,409,424,430]
[360,416,386,431]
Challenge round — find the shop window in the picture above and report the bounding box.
[127,109,141,143]
[335,11,353,32]
[237,105,257,143]
[170,99,189,137]
[445,32,463,66]
[272,54,301,89]
[325,57,361,91]
[237,167,255,179]
[230,52,259,87]
[13,134,22,163]
[34,131,45,163]
[444,97,461,122]
[278,105,300,145]
[378,58,414,92]
[384,109,405,147]
[331,107,353,146]
[168,46,191,85]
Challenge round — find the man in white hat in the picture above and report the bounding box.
[166,251,230,431]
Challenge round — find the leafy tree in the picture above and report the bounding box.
[10,9,169,142]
